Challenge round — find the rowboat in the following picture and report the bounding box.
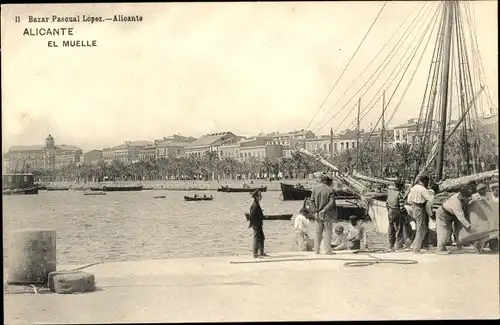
[244,213,293,221]
[47,187,69,191]
[217,186,267,193]
[84,192,106,196]
[90,185,144,192]
[184,195,214,201]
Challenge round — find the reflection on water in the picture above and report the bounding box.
[3,191,386,265]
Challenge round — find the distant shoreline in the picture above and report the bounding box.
[40,179,318,192]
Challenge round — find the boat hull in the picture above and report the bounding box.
[103,186,143,192]
[457,200,499,245]
[3,187,39,195]
[280,183,311,200]
[244,213,293,221]
[184,196,214,201]
[367,197,437,238]
[217,186,267,193]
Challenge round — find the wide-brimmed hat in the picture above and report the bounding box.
[335,225,344,233]
[394,178,404,187]
[349,215,358,221]
[250,189,261,198]
[319,173,333,182]
[476,183,487,192]
[490,182,499,190]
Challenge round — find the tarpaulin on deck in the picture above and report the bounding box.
[458,201,499,245]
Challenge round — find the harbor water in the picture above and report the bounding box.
[3,190,387,265]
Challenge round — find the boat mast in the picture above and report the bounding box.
[356,97,361,172]
[330,127,334,165]
[435,1,454,181]
[380,90,385,178]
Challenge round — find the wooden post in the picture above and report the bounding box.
[7,229,56,285]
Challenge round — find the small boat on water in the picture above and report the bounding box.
[90,185,144,192]
[84,192,106,196]
[184,195,214,201]
[35,183,47,190]
[143,187,154,190]
[2,173,39,195]
[217,185,267,193]
[244,213,293,221]
[47,187,69,191]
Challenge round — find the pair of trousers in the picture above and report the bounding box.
[315,217,333,254]
[252,226,265,256]
[292,231,309,251]
[436,207,455,251]
[348,240,361,250]
[388,210,405,249]
[412,204,429,252]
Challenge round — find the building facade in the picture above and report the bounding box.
[184,132,240,158]
[83,150,104,165]
[102,140,153,164]
[4,135,82,172]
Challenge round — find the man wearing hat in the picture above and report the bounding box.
[385,178,408,251]
[407,174,433,253]
[248,189,267,258]
[311,173,337,254]
[472,183,489,202]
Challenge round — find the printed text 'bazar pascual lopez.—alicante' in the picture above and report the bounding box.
[18,14,144,48]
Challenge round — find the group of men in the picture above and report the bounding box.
[292,174,368,254]
[388,175,499,254]
[293,172,498,255]
[252,170,498,257]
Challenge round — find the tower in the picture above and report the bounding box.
[44,134,56,171]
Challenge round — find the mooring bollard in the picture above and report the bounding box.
[7,229,56,285]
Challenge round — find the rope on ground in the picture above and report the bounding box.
[229,251,418,267]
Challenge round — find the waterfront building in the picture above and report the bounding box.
[239,144,284,162]
[219,139,242,160]
[305,129,394,157]
[153,139,186,159]
[83,150,104,165]
[102,140,153,164]
[261,129,315,158]
[184,132,241,158]
[137,145,157,162]
[4,134,82,173]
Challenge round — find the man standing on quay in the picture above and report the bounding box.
[407,175,433,253]
[311,173,337,255]
[386,178,407,251]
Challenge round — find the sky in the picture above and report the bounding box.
[1,1,498,152]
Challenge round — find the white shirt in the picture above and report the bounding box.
[294,214,310,233]
[407,184,432,204]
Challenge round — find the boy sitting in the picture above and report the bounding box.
[346,215,368,250]
[331,224,348,251]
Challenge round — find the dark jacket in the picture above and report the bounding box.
[249,200,264,228]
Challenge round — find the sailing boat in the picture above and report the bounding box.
[296,2,497,237]
[355,1,499,235]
